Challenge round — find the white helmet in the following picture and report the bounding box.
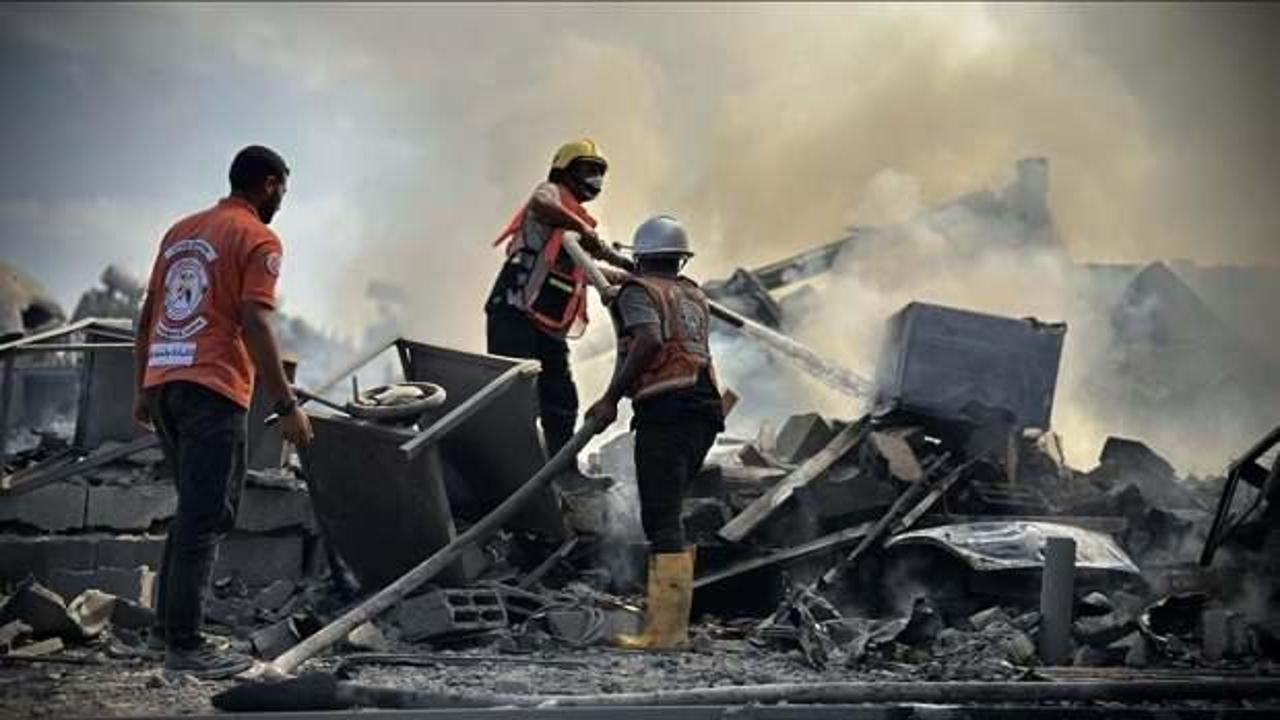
[632,215,692,258]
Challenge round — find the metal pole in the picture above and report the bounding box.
[1039,536,1076,665]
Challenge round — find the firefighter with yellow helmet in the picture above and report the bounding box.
[486,139,634,461]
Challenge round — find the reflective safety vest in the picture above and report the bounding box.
[613,275,718,399]
[493,184,595,339]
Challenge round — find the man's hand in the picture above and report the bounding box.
[585,395,619,429]
[132,393,153,432]
[279,406,314,447]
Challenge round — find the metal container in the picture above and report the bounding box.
[872,302,1066,430]
[300,338,567,592]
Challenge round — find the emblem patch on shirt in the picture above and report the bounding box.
[163,257,209,322]
[266,252,282,277]
[677,297,708,342]
[156,236,214,341]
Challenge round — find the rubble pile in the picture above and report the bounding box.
[2,160,1278,716]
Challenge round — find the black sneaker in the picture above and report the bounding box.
[164,645,254,680]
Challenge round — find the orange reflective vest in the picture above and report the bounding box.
[493,185,596,339]
[614,275,718,399]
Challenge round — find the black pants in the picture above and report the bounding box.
[147,381,247,651]
[634,418,719,553]
[485,307,578,456]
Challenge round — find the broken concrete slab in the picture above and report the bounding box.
[214,533,305,588]
[774,413,836,464]
[344,621,389,653]
[46,566,155,609]
[0,578,77,639]
[1094,437,1203,510]
[1073,610,1137,648]
[869,431,925,483]
[84,484,176,531]
[251,579,296,616]
[67,589,115,638]
[0,481,86,532]
[235,486,315,533]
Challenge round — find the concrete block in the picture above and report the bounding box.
[774,413,835,464]
[235,487,316,533]
[84,484,176,531]
[250,618,299,661]
[109,598,156,630]
[0,482,86,532]
[0,578,76,639]
[396,588,507,642]
[345,621,389,652]
[94,535,165,571]
[0,534,97,583]
[1073,610,1136,649]
[214,533,305,588]
[67,588,115,638]
[46,566,156,609]
[251,579,296,615]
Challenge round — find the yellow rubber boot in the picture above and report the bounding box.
[616,547,695,650]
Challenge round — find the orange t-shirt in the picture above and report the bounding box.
[141,196,283,409]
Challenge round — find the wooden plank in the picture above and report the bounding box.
[694,521,873,590]
[817,461,970,589]
[891,460,970,532]
[718,418,869,544]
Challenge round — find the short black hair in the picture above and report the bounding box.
[229,145,289,193]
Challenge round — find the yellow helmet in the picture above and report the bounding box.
[551,138,607,172]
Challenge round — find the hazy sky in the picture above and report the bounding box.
[1,2,1277,350]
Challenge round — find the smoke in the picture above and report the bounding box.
[3,4,1278,466]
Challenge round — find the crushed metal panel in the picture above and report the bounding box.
[300,413,463,590]
[73,327,146,450]
[886,520,1140,575]
[873,302,1066,430]
[400,339,566,540]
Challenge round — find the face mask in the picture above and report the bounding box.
[568,164,605,201]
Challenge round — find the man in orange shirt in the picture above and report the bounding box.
[133,145,313,678]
